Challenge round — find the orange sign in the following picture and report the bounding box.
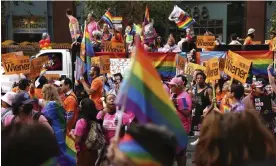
[176,54,186,70]
[91,56,110,74]
[29,56,49,79]
[2,56,30,75]
[104,41,125,52]
[1,51,23,62]
[252,41,261,45]
[44,74,60,81]
[196,36,216,49]
[205,58,220,81]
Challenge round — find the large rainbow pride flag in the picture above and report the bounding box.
[101,11,114,28]
[176,13,195,30]
[148,53,176,78]
[236,51,273,77]
[116,37,188,148]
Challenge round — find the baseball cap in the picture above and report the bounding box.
[247,28,255,35]
[1,92,16,106]
[167,77,184,87]
[253,78,266,88]
[12,92,34,107]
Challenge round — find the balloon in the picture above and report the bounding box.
[45,38,50,43]
[39,40,43,44]
[40,44,43,48]
[43,43,49,47]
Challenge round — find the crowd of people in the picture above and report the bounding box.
[2,59,276,166]
[2,7,276,166]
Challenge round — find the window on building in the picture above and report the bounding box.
[40,52,62,71]
[193,19,223,39]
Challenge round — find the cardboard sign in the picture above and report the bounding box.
[176,54,186,70]
[110,58,131,75]
[29,56,49,79]
[2,56,30,75]
[104,41,125,52]
[196,36,216,49]
[44,74,60,81]
[1,51,24,62]
[254,96,272,114]
[224,51,252,83]
[206,58,220,81]
[185,62,206,76]
[91,56,110,74]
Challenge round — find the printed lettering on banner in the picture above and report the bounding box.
[224,51,252,83]
[29,56,49,79]
[2,56,30,75]
[104,41,125,52]
[205,58,220,81]
[110,58,131,75]
[196,36,216,49]
[185,62,206,76]
[44,74,60,81]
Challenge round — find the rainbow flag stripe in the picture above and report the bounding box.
[101,11,113,28]
[119,134,161,166]
[148,53,176,78]
[112,16,122,22]
[144,6,150,25]
[236,51,273,77]
[176,15,195,30]
[116,37,188,148]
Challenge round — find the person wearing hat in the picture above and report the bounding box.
[1,92,16,124]
[242,78,276,112]
[269,30,276,51]
[244,28,255,45]
[167,77,192,166]
[2,92,53,132]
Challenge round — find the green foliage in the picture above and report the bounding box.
[270,2,276,31]
[84,1,175,36]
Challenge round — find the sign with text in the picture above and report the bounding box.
[205,58,220,81]
[13,16,47,34]
[29,56,49,79]
[1,51,23,62]
[91,56,110,74]
[224,51,252,83]
[110,58,131,75]
[2,56,30,75]
[176,54,186,70]
[185,62,206,76]
[254,96,272,113]
[104,41,125,52]
[196,36,216,49]
[44,74,60,81]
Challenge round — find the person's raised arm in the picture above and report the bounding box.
[80,77,96,95]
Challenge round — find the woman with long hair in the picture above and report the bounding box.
[194,111,276,166]
[41,84,76,165]
[70,98,99,166]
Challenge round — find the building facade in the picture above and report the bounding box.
[1,1,275,44]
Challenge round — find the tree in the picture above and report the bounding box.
[84,1,175,37]
[269,1,276,31]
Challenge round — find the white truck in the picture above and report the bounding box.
[1,49,73,94]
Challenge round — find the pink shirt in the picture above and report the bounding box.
[171,91,192,133]
[96,111,132,144]
[74,118,89,152]
[87,21,100,41]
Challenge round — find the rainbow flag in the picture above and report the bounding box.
[42,101,76,166]
[118,133,161,166]
[176,13,195,30]
[144,5,150,25]
[148,53,176,78]
[112,16,123,24]
[101,11,113,28]
[116,37,188,148]
[236,51,273,77]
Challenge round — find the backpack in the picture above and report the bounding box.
[33,112,53,126]
[85,121,106,150]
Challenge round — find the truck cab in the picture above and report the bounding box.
[1,49,73,94]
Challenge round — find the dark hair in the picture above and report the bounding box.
[18,79,30,91]
[63,78,73,89]
[231,33,238,40]
[180,33,186,38]
[154,36,164,47]
[128,20,134,26]
[196,72,206,81]
[93,66,100,77]
[80,98,98,122]
[248,33,255,39]
[114,73,123,81]
[231,84,244,100]
[66,8,72,15]
[176,75,187,86]
[12,103,33,116]
[2,123,59,166]
[37,76,48,89]
[215,79,225,93]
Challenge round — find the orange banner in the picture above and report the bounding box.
[104,41,125,52]
[196,36,216,49]
[2,56,30,75]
